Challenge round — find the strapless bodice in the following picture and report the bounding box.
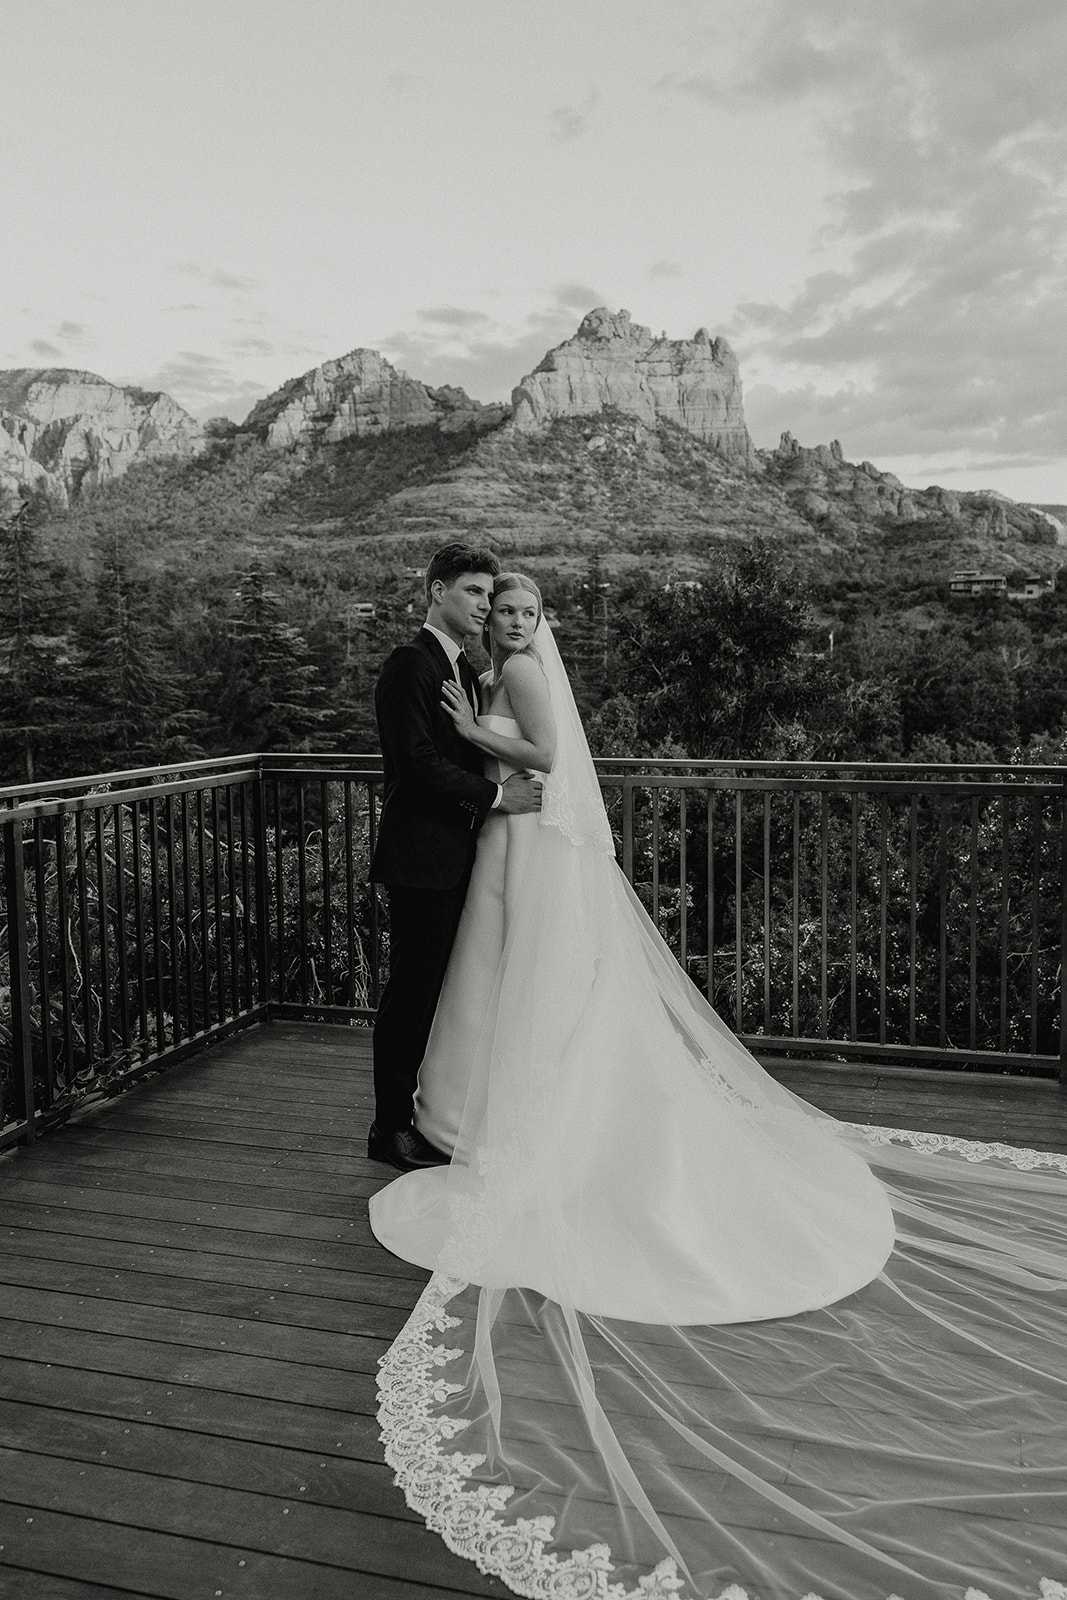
[479,713,521,781]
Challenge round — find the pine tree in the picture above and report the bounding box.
[76,526,202,772]
[209,568,332,753]
[0,501,82,784]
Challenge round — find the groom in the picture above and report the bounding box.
[368,542,543,1172]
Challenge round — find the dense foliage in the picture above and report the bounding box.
[3,420,1067,788]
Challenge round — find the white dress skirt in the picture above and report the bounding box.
[369,701,1067,1600]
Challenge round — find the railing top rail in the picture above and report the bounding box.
[0,752,265,808]
[3,750,1065,819]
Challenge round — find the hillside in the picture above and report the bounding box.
[7,308,1058,604]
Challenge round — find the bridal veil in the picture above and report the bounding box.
[370,618,1067,1600]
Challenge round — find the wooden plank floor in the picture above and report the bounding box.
[0,1022,1065,1600]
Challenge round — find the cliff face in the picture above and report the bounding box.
[510,308,755,466]
[243,350,506,449]
[764,432,1060,556]
[0,369,204,509]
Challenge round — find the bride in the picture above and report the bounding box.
[370,575,1067,1600]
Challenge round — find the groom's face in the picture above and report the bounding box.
[431,571,495,643]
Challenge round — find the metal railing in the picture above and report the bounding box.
[3,753,1065,1148]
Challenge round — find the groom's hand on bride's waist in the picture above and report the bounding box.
[497,773,543,814]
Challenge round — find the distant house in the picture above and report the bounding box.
[948,569,1056,600]
[949,570,1007,596]
[1008,574,1056,601]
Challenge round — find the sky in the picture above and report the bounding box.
[3,0,1065,504]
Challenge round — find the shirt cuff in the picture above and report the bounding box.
[490,784,504,810]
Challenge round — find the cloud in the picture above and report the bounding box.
[416,306,494,331]
[549,88,598,142]
[29,339,64,359]
[169,263,259,291]
[702,0,1067,479]
[227,337,278,355]
[648,260,684,280]
[58,320,89,342]
[209,269,259,291]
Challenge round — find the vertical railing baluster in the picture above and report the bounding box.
[195,789,210,1031]
[908,795,918,1050]
[849,792,859,1041]
[32,815,55,1108]
[367,781,381,1009]
[211,787,225,1024]
[791,792,800,1038]
[878,795,888,1046]
[969,796,979,1052]
[734,790,743,1033]
[998,793,1010,1054]
[113,803,131,1060]
[75,814,95,1070]
[251,764,271,1011]
[622,778,635,883]
[762,791,771,1033]
[164,793,180,1043]
[273,778,284,1007]
[4,819,35,1139]
[150,795,168,1049]
[1060,777,1067,1086]
[677,789,687,973]
[3,825,35,1139]
[95,808,113,1063]
[344,781,357,1008]
[180,792,196,1037]
[54,811,75,1087]
[296,781,309,1004]
[706,788,716,1004]
[819,790,829,1037]
[938,801,948,1050]
[650,787,661,927]
[224,785,239,1020]
[131,798,148,1056]
[321,779,333,1006]
[1030,793,1041,1058]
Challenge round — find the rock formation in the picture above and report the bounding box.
[0,369,204,510]
[510,308,755,466]
[244,350,505,449]
[763,432,1059,559]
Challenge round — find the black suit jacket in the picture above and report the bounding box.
[370,629,498,889]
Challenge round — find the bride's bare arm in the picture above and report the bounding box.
[441,654,556,772]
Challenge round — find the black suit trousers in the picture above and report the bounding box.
[372,875,472,1132]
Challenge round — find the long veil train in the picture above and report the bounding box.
[370,618,1067,1600]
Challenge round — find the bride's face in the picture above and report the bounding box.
[488,588,540,655]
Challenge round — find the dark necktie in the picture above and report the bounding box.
[457,653,479,716]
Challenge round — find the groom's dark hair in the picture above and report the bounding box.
[425,542,500,603]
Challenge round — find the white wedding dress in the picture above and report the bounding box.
[369,626,1067,1600]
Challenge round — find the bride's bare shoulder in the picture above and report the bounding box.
[501,651,548,687]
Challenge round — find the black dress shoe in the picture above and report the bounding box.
[367,1122,449,1172]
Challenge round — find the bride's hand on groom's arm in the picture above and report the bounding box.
[497,773,543,814]
[441,679,476,737]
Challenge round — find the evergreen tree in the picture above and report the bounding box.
[76,526,202,771]
[208,568,332,752]
[0,501,82,784]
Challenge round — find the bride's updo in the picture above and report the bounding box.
[486,572,544,661]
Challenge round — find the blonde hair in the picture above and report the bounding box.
[485,572,544,659]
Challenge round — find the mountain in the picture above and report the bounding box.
[511,307,754,466]
[0,369,204,509]
[242,348,506,449]
[4,311,1061,592]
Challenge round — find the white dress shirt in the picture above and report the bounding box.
[422,625,502,808]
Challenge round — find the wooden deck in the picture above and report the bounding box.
[1,1023,1065,1600]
